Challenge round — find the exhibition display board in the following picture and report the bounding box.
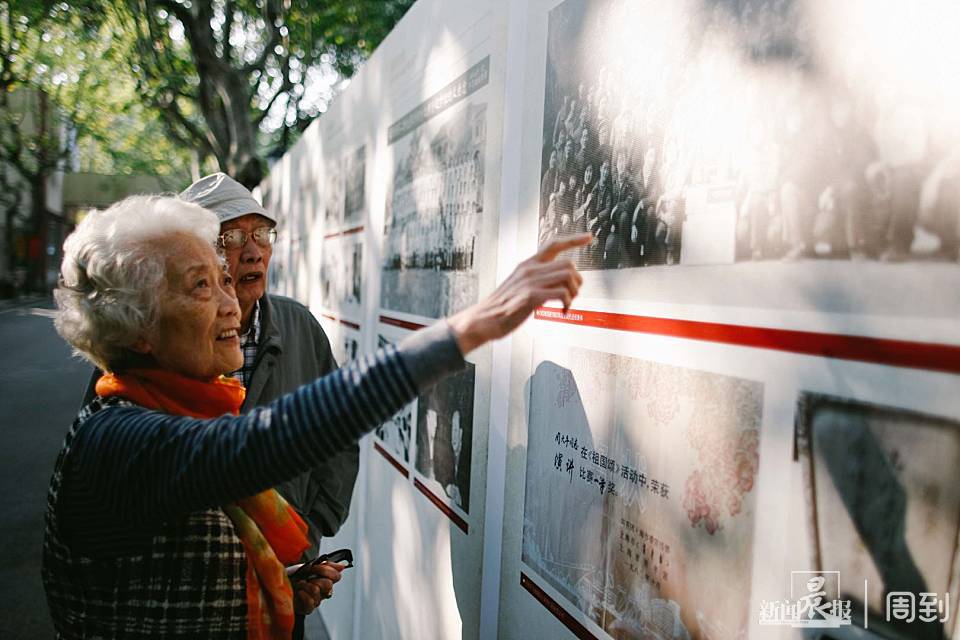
[262,0,960,638]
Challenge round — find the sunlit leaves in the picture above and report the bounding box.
[6,0,416,186]
[1,1,194,183]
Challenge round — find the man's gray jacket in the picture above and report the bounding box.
[81,293,360,554]
[246,294,359,552]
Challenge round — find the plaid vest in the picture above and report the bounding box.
[42,398,249,639]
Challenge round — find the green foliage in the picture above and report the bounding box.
[0,0,194,183]
[2,0,416,187]
[66,15,195,183]
[103,0,417,186]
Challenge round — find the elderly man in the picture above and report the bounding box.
[186,174,359,639]
[180,173,359,551]
[82,173,358,638]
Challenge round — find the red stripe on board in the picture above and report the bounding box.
[534,307,960,375]
[373,441,409,478]
[379,315,427,331]
[520,573,597,640]
[323,225,364,240]
[413,478,468,534]
[320,312,360,331]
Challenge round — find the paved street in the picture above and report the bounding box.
[0,297,90,638]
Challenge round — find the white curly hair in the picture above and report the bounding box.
[54,195,220,371]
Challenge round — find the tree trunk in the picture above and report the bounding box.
[2,190,20,285]
[29,175,47,292]
[172,3,262,190]
[213,70,262,189]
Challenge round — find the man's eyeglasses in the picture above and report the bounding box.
[217,226,277,250]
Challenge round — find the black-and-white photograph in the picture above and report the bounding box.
[414,362,475,513]
[342,333,358,364]
[269,235,291,297]
[324,161,343,226]
[330,326,360,366]
[795,392,960,639]
[374,334,415,464]
[344,145,366,226]
[381,58,489,319]
[540,0,960,275]
[318,234,363,317]
[350,240,362,305]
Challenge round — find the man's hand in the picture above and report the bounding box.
[292,561,345,615]
[447,233,590,354]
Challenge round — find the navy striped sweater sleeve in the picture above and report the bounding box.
[63,321,464,527]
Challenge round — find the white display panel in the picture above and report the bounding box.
[260,0,960,638]
[496,1,960,638]
[263,3,512,637]
[359,316,487,639]
[498,316,960,640]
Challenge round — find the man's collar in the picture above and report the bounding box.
[241,299,262,342]
[256,294,283,355]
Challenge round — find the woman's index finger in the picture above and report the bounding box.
[536,233,591,262]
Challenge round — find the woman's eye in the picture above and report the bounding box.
[195,279,209,289]
[223,275,234,287]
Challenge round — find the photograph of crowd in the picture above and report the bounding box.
[344,145,366,226]
[414,363,476,513]
[381,100,487,318]
[795,392,960,639]
[539,0,960,271]
[522,343,763,640]
[374,334,415,464]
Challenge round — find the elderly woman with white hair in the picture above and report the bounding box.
[43,194,587,639]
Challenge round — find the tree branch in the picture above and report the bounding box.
[119,1,224,159]
[194,74,230,156]
[222,0,235,65]
[151,92,217,158]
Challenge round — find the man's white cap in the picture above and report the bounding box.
[180,172,276,225]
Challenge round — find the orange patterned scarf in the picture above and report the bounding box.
[96,369,309,640]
